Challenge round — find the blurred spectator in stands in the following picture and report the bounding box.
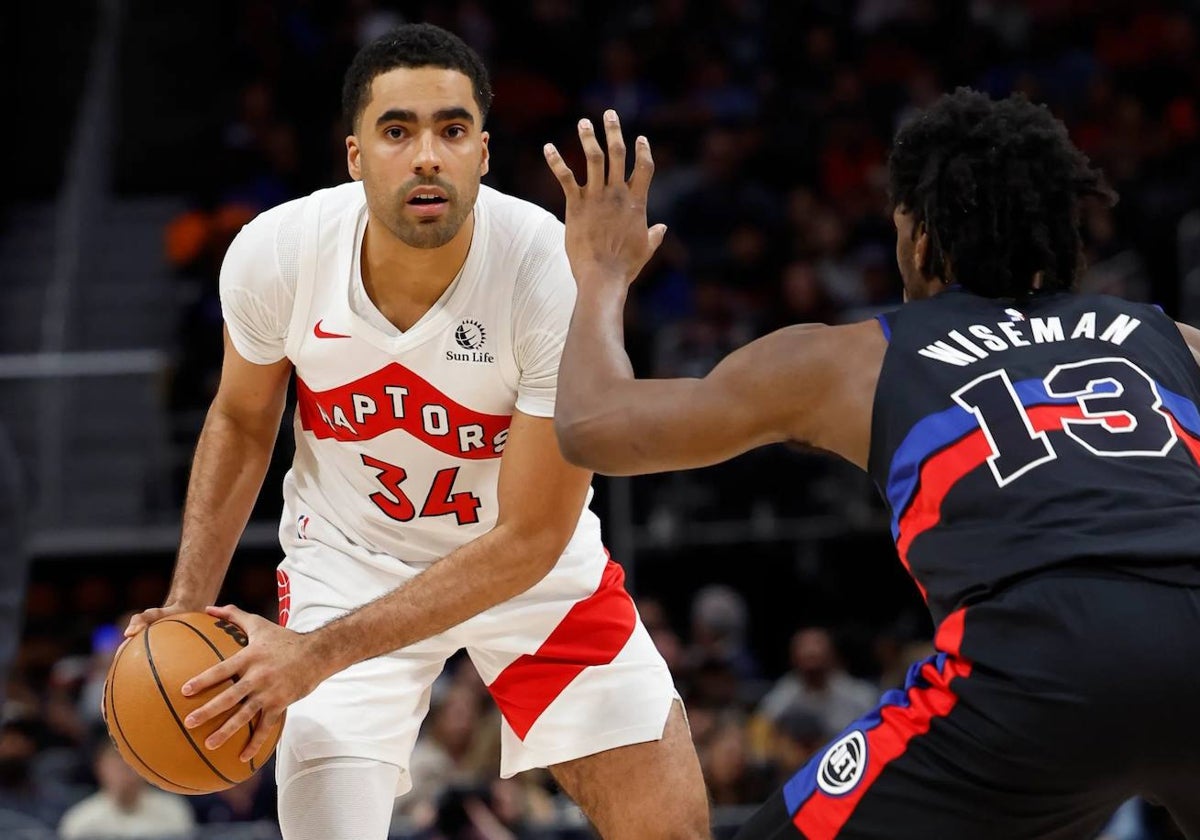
[580,36,664,128]
[697,712,773,808]
[754,626,879,735]
[189,755,278,827]
[869,610,935,692]
[395,676,499,831]
[684,584,761,685]
[763,259,841,332]
[0,716,75,829]
[635,596,686,676]
[58,726,195,839]
[766,705,827,783]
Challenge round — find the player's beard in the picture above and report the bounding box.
[385,177,473,249]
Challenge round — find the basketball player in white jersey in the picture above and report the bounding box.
[123,23,709,840]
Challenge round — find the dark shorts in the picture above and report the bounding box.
[736,570,1200,840]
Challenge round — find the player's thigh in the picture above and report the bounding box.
[549,701,710,840]
[737,652,1125,840]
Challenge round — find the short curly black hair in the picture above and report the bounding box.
[341,23,494,133]
[888,87,1116,299]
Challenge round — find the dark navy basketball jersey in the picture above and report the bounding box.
[868,288,1200,625]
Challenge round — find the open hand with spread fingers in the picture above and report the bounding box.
[179,604,324,762]
[543,109,666,289]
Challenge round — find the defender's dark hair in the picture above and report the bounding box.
[887,87,1116,298]
[341,23,494,132]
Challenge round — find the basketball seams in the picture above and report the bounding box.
[105,638,207,794]
[163,618,262,772]
[143,624,239,787]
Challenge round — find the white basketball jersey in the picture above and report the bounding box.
[220,181,604,572]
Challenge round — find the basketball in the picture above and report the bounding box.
[102,611,283,795]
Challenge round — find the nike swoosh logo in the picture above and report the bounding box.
[313,320,351,339]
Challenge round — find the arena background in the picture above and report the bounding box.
[2,1,1198,838]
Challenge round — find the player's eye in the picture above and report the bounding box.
[384,127,405,140]
[445,125,467,139]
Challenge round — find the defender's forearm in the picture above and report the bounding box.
[554,282,644,465]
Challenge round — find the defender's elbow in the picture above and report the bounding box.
[554,418,600,469]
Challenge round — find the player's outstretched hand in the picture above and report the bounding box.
[543,109,666,289]
[180,604,321,762]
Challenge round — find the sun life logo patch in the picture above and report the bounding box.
[455,319,486,350]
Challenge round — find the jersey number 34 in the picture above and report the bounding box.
[360,455,482,525]
[952,357,1177,487]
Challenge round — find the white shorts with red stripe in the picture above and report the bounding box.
[273,536,676,795]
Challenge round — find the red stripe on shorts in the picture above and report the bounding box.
[487,558,636,740]
[793,608,971,839]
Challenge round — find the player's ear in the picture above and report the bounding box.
[479,131,490,177]
[913,223,931,277]
[347,134,362,181]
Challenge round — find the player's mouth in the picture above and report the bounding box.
[405,187,450,218]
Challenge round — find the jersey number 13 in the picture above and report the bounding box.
[952,357,1177,487]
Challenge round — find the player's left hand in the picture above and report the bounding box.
[543,109,666,288]
[181,604,323,761]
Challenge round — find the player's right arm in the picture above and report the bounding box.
[123,335,292,636]
[126,212,295,636]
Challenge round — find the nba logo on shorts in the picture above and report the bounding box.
[817,730,868,796]
[297,514,310,540]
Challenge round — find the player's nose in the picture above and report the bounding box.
[411,131,442,174]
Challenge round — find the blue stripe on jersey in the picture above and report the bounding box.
[884,379,1079,539]
[884,378,1200,539]
[781,652,949,815]
[875,313,892,342]
[1161,388,1200,437]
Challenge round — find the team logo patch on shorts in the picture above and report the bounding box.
[817,730,868,796]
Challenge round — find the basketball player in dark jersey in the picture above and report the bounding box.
[543,89,1200,839]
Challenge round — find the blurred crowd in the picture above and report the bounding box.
[161,0,1200,428]
[1,569,1188,839]
[0,563,940,839]
[5,0,1200,837]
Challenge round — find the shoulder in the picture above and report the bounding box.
[742,319,887,365]
[224,182,364,287]
[236,181,364,244]
[477,184,564,256]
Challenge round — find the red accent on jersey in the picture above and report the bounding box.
[487,559,637,740]
[793,608,971,839]
[895,403,1095,596]
[313,320,352,339]
[1169,416,1200,465]
[296,363,512,458]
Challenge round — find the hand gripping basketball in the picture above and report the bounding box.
[177,604,324,762]
[103,610,285,793]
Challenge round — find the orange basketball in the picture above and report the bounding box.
[102,611,283,795]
